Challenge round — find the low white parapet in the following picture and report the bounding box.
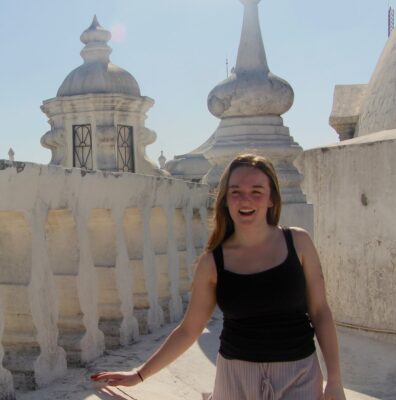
[0,161,209,396]
[296,130,396,344]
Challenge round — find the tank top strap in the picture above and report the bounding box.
[282,227,300,263]
[212,245,224,274]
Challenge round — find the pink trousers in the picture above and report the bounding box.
[209,352,323,400]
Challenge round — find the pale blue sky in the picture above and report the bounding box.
[0,0,392,165]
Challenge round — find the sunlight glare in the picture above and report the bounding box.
[111,23,127,42]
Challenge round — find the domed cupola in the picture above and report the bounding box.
[40,16,165,176]
[57,16,141,97]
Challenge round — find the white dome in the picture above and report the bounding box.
[57,16,140,97]
[57,63,140,97]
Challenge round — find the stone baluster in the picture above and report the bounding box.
[73,208,105,362]
[165,205,183,322]
[25,202,67,387]
[112,207,139,345]
[140,205,164,332]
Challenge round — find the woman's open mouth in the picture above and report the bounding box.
[238,209,255,216]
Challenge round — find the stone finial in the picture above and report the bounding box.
[207,0,293,119]
[8,148,15,162]
[202,0,304,201]
[235,0,268,74]
[158,151,166,169]
[80,15,112,64]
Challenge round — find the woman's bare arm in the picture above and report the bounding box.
[91,251,217,387]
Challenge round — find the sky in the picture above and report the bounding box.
[0,0,393,166]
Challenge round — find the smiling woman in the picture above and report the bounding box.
[207,154,281,251]
[91,153,346,400]
[228,168,273,216]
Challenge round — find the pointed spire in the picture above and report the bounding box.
[236,0,269,74]
[207,0,293,119]
[92,14,99,27]
[80,15,112,64]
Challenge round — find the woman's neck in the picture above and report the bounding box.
[230,224,278,248]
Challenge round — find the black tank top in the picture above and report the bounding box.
[213,227,315,362]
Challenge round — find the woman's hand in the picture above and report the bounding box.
[91,370,142,387]
[90,252,216,389]
[324,380,346,400]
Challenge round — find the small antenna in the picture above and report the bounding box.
[226,57,229,78]
[388,5,394,37]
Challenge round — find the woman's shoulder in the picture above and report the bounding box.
[287,226,316,256]
[193,250,217,283]
[287,226,311,240]
[197,250,216,265]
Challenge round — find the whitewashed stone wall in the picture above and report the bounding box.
[0,161,209,397]
[296,131,396,344]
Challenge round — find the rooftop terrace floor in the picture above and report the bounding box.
[17,310,396,400]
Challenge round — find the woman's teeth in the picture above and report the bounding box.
[239,209,255,216]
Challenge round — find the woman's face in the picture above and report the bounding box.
[226,165,273,227]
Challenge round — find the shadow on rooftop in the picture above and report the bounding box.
[336,327,396,400]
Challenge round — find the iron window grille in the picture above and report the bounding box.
[73,124,93,170]
[117,125,135,172]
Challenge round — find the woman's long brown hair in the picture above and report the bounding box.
[206,154,282,251]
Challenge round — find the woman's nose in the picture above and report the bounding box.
[239,192,251,202]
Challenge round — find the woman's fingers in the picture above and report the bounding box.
[91,372,109,381]
[91,371,139,387]
[91,372,123,382]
